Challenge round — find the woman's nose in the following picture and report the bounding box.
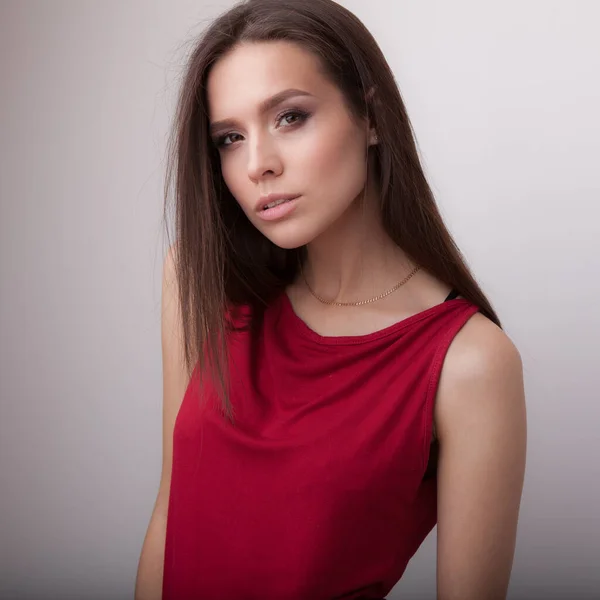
[247,135,283,182]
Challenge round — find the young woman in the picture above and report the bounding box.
[135,1,527,598]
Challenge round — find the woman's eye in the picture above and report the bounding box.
[217,133,242,147]
[277,110,309,128]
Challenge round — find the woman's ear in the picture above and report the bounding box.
[368,129,379,146]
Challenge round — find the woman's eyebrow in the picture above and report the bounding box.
[209,88,313,135]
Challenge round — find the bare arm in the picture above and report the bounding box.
[434,314,527,600]
[135,245,191,600]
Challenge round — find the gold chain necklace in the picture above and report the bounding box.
[302,265,421,307]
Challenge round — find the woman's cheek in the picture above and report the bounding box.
[220,153,240,187]
[290,129,337,179]
[220,155,252,211]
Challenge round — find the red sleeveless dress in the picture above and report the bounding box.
[163,292,479,599]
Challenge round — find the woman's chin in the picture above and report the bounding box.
[262,227,317,251]
[269,237,310,251]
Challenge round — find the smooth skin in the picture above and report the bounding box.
[135,40,527,599]
[434,314,526,599]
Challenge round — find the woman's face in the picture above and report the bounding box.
[206,41,373,250]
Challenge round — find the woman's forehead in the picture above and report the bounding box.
[206,41,332,119]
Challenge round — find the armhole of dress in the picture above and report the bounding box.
[421,304,480,473]
[444,288,461,302]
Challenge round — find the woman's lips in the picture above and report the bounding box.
[256,195,300,221]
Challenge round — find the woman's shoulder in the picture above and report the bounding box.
[444,313,521,384]
[434,311,525,441]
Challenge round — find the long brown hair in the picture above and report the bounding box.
[164,0,500,419]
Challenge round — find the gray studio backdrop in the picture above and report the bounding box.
[1,1,598,598]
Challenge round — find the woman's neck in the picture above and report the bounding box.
[301,190,415,305]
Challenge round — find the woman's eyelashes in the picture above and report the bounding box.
[276,108,311,128]
[214,109,311,149]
